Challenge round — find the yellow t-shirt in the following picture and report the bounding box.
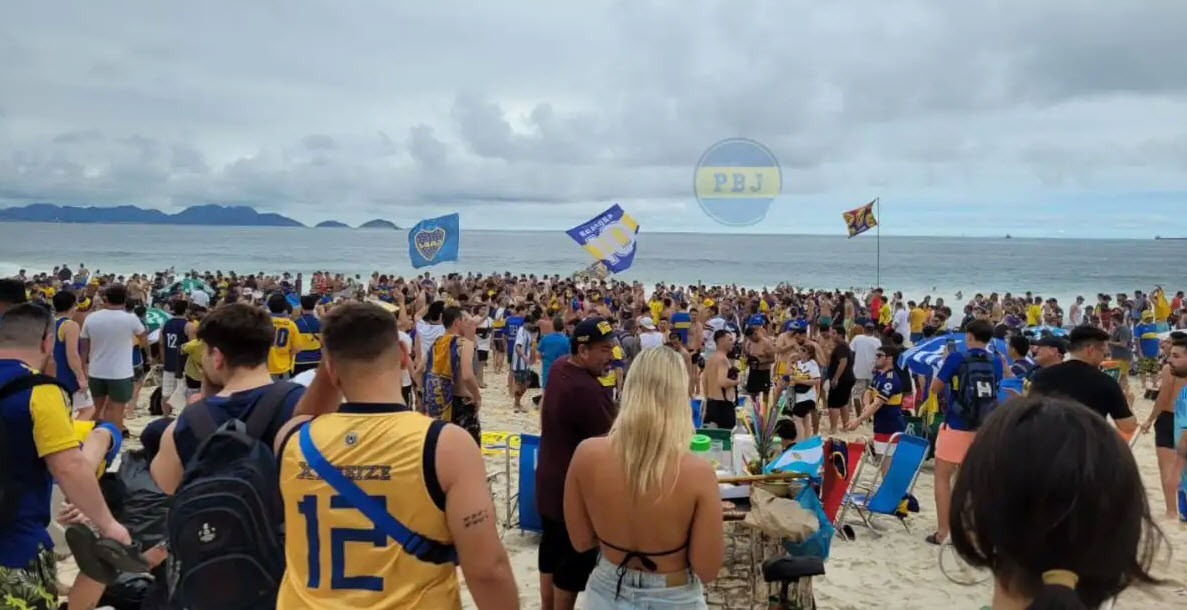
[181,339,206,382]
[269,315,300,375]
[31,381,76,458]
[648,300,663,322]
[1026,304,1041,326]
[909,307,927,333]
[878,303,891,325]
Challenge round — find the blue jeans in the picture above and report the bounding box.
[583,556,707,609]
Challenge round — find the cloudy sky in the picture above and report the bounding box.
[1,1,1185,237]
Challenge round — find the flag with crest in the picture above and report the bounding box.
[408,213,460,268]
[842,199,879,238]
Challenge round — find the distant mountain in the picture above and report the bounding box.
[315,220,350,228]
[0,203,304,227]
[359,218,401,229]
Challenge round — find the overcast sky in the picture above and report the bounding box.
[1,1,1185,237]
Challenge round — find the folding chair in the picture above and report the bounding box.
[502,433,543,532]
[821,440,865,522]
[835,433,928,537]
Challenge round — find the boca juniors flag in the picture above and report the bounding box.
[842,199,879,238]
[566,204,640,274]
[408,213,460,268]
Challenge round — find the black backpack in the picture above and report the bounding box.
[0,373,69,525]
[952,352,999,429]
[166,382,299,610]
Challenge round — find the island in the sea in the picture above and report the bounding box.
[0,203,304,227]
[358,218,400,230]
[314,220,351,228]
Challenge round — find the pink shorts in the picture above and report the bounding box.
[935,424,976,464]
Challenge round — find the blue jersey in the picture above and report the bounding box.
[671,312,691,344]
[294,313,322,364]
[871,369,906,437]
[52,317,80,394]
[1135,322,1160,358]
[162,317,188,373]
[504,315,525,348]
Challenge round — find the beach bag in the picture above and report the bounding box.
[952,352,998,429]
[422,336,460,418]
[782,484,835,561]
[166,382,296,610]
[0,374,69,525]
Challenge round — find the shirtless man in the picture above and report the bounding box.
[743,325,775,404]
[702,330,740,430]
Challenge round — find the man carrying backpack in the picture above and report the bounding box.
[0,303,133,610]
[415,306,482,443]
[149,303,305,609]
[271,303,518,609]
[926,319,1002,546]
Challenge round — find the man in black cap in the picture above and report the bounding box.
[535,317,617,610]
[1030,335,1067,378]
[1030,326,1135,435]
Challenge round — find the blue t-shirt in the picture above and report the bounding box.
[1174,384,1187,493]
[1135,322,1160,358]
[871,369,906,437]
[504,315,525,348]
[936,348,1003,431]
[173,383,305,466]
[537,332,570,388]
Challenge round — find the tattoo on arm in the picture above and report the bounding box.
[462,509,490,529]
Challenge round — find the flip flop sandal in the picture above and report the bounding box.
[64,524,118,585]
[95,538,150,574]
[925,532,945,546]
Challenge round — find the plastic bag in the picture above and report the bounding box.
[115,452,170,547]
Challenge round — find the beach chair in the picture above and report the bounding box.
[821,440,865,522]
[835,433,929,537]
[502,433,543,532]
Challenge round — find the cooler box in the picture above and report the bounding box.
[517,433,543,532]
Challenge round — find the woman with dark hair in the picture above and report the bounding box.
[951,396,1165,609]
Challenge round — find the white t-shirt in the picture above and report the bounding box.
[849,334,882,381]
[81,308,144,379]
[190,289,211,307]
[475,317,492,352]
[639,331,665,349]
[893,309,910,337]
[512,326,532,371]
[792,359,821,403]
[399,330,413,387]
[416,319,445,362]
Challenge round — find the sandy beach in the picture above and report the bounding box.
[56,366,1187,610]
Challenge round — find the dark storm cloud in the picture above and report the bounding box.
[0,0,1183,235]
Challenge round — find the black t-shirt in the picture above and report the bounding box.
[828,342,855,384]
[1029,360,1133,422]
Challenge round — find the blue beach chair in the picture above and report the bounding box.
[835,433,929,538]
[503,433,543,532]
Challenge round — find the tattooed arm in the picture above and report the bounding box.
[436,424,519,608]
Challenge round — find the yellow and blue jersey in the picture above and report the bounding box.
[598,345,625,388]
[0,360,77,567]
[278,404,458,609]
[270,315,300,375]
[295,314,323,365]
[1135,322,1160,358]
[52,317,80,394]
[871,369,905,440]
[672,312,691,344]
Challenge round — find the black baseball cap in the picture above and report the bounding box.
[1034,336,1067,354]
[571,317,614,353]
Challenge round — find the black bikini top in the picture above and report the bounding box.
[599,537,690,600]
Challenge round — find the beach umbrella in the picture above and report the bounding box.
[142,307,170,331]
[285,292,300,308]
[176,278,214,294]
[899,333,1011,377]
[1022,325,1068,339]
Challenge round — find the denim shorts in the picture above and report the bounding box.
[583,556,707,609]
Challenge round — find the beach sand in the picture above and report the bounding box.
[58,370,1187,609]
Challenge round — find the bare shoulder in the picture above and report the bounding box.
[573,436,609,465]
[679,452,717,481]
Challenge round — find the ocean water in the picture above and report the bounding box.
[0,222,1181,304]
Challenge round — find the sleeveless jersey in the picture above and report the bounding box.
[295,313,323,365]
[161,317,188,373]
[53,317,80,393]
[671,312,691,345]
[278,405,459,609]
[269,315,300,375]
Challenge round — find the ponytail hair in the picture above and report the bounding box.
[950,396,1165,609]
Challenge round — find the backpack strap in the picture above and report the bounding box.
[448,337,461,380]
[245,381,300,439]
[0,373,70,405]
[297,422,457,565]
[185,398,219,442]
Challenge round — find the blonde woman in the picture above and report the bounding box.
[564,347,723,608]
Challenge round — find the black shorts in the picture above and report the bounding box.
[478,349,489,362]
[827,380,854,408]
[451,396,481,444]
[1155,410,1175,449]
[704,399,737,429]
[538,516,598,592]
[791,399,816,418]
[185,376,202,390]
[746,368,772,395]
[293,361,318,375]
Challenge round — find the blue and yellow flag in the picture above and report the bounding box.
[566,204,639,274]
[843,199,878,238]
[408,213,460,268]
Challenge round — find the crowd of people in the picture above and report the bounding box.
[0,264,1183,609]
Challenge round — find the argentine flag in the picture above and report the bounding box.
[765,435,824,476]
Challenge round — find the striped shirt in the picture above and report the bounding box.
[512,326,532,371]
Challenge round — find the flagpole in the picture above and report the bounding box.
[876,197,881,287]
